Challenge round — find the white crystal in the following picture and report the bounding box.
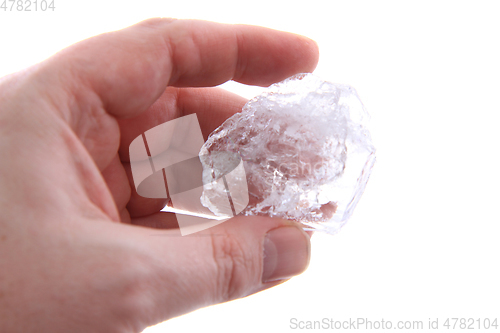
[200,73,376,234]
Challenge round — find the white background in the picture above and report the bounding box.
[1,1,499,332]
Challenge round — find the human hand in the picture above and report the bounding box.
[0,18,318,332]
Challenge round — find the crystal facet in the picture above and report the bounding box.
[200,73,376,234]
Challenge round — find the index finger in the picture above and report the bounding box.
[46,18,319,119]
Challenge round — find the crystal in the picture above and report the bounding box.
[200,73,376,234]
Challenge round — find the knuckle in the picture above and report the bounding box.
[137,17,178,29]
[210,231,256,302]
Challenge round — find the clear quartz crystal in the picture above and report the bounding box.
[199,73,376,234]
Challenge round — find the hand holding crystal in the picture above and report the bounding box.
[0,19,318,332]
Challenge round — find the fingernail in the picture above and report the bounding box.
[262,226,311,283]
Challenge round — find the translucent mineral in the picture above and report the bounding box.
[199,73,376,234]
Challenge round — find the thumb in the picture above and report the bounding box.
[127,216,310,325]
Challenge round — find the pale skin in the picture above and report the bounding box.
[0,18,319,332]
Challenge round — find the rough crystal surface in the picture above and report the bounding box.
[199,73,376,234]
